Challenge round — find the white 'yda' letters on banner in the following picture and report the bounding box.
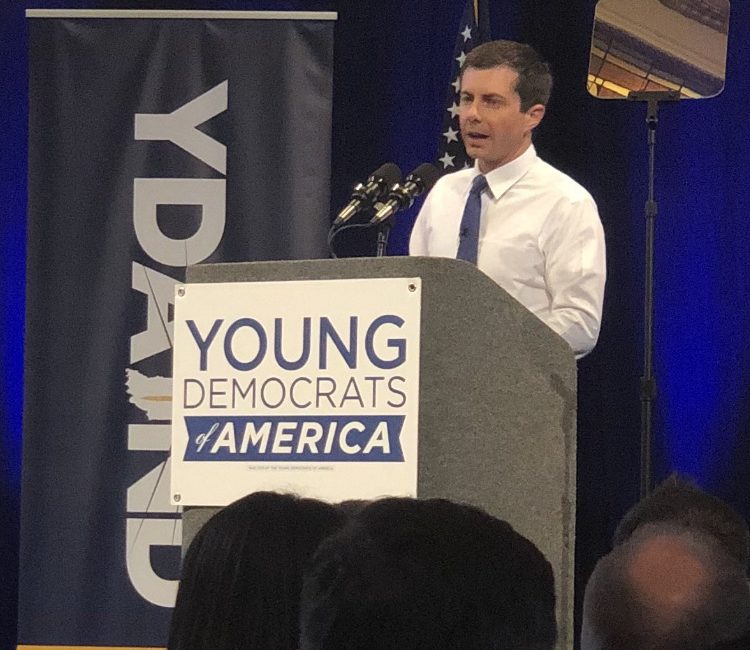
[171,277,421,505]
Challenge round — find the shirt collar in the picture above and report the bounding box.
[471,144,537,200]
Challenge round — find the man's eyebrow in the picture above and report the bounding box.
[459,90,507,100]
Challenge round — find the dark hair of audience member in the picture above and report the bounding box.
[300,497,557,650]
[582,523,750,650]
[167,491,346,650]
[708,629,750,649]
[613,473,750,571]
[336,498,369,516]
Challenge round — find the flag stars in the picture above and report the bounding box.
[443,126,459,143]
[439,152,456,169]
[438,11,484,173]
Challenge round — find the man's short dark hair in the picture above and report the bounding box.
[299,497,556,650]
[461,40,553,111]
[582,523,750,650]
[613,473,750,570]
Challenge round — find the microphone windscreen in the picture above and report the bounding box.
[410,162,441,193]
[370,162,402,186]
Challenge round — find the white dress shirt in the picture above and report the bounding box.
[410,145,606,358]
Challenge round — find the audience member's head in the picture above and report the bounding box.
[708,629,750,649]
[300,497,556,650]
[613,473,750,570]
[168,491,346,650]
[582,523,750,650]
[336,498,370,516]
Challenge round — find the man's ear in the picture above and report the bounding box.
[525,104,546,132]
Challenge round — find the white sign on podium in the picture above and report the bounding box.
[171,277,421,506]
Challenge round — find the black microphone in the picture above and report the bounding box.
[334,163,402,226]
[370,163,441,224]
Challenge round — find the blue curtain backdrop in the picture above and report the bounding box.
[2,1,749,647]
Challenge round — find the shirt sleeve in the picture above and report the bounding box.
[409,192,432,256]
[539,194,606,359]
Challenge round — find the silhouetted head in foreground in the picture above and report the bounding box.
[614,474,749,571]
[300,497,556,650]
[582,523,750,650]
[168,491,346,650]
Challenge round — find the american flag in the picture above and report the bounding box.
[437,0,491,173]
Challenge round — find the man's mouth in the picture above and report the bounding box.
[464,131,489,142]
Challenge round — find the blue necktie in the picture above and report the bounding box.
[456,175,487,264]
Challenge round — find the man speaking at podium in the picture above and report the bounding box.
[410,41,606,358]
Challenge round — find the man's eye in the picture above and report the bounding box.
[484,98,503,107]
[459,96,472,105]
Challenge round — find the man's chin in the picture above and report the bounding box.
[464,144,486,162]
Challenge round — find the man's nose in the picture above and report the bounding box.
[462,100,480,121]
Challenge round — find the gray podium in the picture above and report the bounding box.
[180,256,577,649]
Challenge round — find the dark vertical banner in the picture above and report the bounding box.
[21,10,335,647]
